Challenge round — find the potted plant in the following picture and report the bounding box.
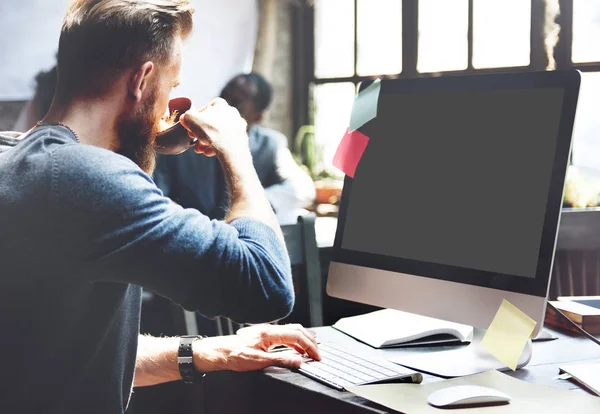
[294,125,344,206]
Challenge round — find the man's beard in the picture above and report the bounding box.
[117,91,159,175]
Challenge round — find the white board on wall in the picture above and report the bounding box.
[179,0,257,106]
[0,0,257,103]
[0,0,68,100]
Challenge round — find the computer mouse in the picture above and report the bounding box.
[427,385,511,408]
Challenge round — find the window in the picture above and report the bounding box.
[561,0,600,172]
[311,83,356,175]
[472,0,531,69]
[571,73,600,170]
[418,0,468,73]
[572,0,600,63]
[312,0,402,176]
[314,0,354,78]
[357,0,403,76]
[302,0,600,179]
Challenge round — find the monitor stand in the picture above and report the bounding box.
[389,328,533,378]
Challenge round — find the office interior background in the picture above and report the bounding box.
[1,0,599,412]
[1,0,599,195]
[1,0,599,322]
[1,0,599,326]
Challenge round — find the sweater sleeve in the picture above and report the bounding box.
[50,145,293,323]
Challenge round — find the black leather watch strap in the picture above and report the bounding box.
[178,335,206,384]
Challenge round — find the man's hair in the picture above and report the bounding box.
[56,0,194,101]
[247,72,273,112]
[233,72,273,112]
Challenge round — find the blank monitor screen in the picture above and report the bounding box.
[342,88,563,279]
[334,72,580,298]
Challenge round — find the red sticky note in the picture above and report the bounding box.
[332,129,370,178]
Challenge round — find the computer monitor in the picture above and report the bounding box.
[327,71,580,373]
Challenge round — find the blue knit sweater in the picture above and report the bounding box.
[0,126,293,413]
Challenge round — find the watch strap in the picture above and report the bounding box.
[178,335,206,384]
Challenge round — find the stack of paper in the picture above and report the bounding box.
[560,362,600,396]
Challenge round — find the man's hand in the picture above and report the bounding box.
[179,97,249,158]
[193,324,321,373]
[179,97,283,235]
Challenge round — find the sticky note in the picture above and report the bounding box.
[480,299,537,371]
[332,129,370,178]
[349,79,381,132]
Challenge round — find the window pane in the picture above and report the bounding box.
[571,72,600,171]
[472,0,530,69]
[572,0,600,63]
[312,82,356,177]
[418,0,468,73]
[314,0,354,78]
[357,0,402,76]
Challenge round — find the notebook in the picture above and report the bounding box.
[332,309,473,349]
[560,362,600,396]
[548,299,600,334]
[558,295,600,310]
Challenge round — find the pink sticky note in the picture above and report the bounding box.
[332,129,370,178]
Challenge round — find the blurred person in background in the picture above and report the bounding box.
[154,72,315,224]
[12,64,57,131]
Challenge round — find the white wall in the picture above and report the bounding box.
[0,0,67,100]
[179,0,257,105]
[0,0,257,105]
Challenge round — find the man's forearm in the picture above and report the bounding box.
[178,99,283,239]
[134,335,180,387]
[219,150,283,240]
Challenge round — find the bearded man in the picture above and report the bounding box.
[0,1,318,413]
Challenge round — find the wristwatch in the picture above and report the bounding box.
[178,335,206,384]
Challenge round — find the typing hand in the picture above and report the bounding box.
[193,324,320,373]
[179,97,248,158]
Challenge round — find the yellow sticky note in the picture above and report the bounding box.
[480,299,537,371]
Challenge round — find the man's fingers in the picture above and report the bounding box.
[289,332,320,361]
[286,323,318,346]
[238,324,321,361]
[180,101,243,137]
[193,138,216,156]
[203,148,217,157]
[265,330,320,362]
[285,343,313,357]
[209,97,228,107]
[229,348,302,372]
[179,112,207,138]
[276,324,319,357]
[260,350,303,370]
[193,146,217,157]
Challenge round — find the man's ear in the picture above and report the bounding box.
[129,61,154,102]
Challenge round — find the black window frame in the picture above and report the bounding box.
[292,0,600,137]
